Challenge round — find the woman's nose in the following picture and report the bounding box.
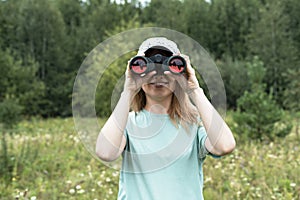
[154,64,164,75]
[152,75,167,81]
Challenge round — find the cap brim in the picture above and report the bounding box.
[144,46,173,54]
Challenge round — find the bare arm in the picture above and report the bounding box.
[95,63,156,162]
[165,54,236,156]
[95,90,132,162]
[189,88,236,156]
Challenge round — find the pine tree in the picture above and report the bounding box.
[233,56,292,142]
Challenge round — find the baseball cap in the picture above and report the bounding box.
[137,37,181,56]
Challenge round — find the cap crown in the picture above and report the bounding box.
[137,37,180,56]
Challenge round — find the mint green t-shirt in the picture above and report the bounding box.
[118,109,210,200]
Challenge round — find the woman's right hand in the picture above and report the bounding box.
[124,60,156,95]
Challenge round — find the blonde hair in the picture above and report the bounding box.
[131,81,200,132]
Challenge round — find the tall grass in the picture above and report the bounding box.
[0,117,299,200]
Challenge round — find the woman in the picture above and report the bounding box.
[96,37,236,200]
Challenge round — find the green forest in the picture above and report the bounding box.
[0,0,299,199]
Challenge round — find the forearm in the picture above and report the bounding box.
[95,90,132,161]
[190,88,236,155]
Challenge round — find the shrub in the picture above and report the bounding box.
[0,99,23,130]
[0,99,23,184]
[232,56,292,142]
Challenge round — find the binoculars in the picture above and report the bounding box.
[129,54,186,75]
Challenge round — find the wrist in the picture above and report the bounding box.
[122,88,135,96]
[194,87,204,94]
[187,86,203,95]
[188,87,205,104]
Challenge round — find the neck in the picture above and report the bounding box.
[144,95,172,114]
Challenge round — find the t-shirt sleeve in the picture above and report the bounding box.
[197,126,221,159]
[123,111,136,152]
[197,126,209,159]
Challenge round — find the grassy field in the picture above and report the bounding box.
[1,117,299,200]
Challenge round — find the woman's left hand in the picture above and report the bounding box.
[164,54,200,94]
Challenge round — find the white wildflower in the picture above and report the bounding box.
[75,185,82,190]
[77,189,85,194]
[69,189,75,194]
[290,183,296,187]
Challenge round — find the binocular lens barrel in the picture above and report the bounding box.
[168,57,185,73]
[131,58,147,74]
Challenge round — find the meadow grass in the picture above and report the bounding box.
[0,117,299,200]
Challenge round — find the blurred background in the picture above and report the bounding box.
[0,0,299,199]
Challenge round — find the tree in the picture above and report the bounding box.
[247,0,299,107]
[217,55,250,109]
[210,0,261,59]
[182,0,215,50]
[0,49,45,116]
[283,67,300,138]
[141,0,185,32]
[95,16,142,117]
[285,0,300,51]
[233,57,292,142]
[0,49,43,184]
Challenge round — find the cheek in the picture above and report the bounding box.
[142,84,151,93]
[141,84,147,92]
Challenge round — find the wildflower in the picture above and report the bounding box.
[267,154,277,159]
[87,165,91,171]
[77,189,85,194]
[97,181,103,187]
[75,185,82,190]
[204,177,212,183]
[69,189,76,194]
[108,188,113,195]
[256,193,262,198]
[290,183,296,187]
[112,171,119,177]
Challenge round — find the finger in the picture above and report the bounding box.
[143,70,156,80]
[164,71,187,88]
[179,54,195,74]
[180,54,190,63]
[136,71,156,86]
[163,71,176,81]
[125,60,132,77]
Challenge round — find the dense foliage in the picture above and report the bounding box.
[233,57,292,141]
[0,0,299,118]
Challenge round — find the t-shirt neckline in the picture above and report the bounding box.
[142,108,169,118]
